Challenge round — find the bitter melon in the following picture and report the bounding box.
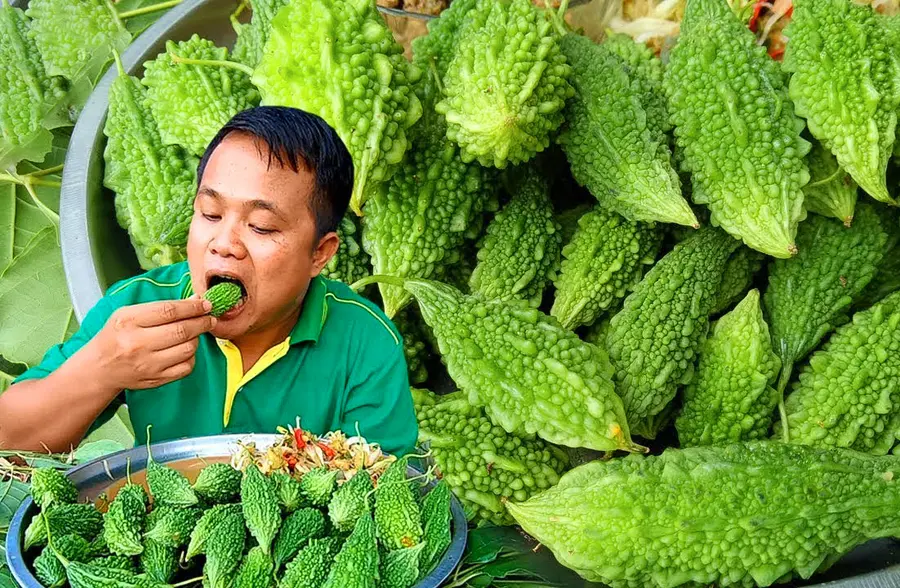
[803,138,858,227]
[419,480,451,575]
[204,282,243,318]
[507,442,900,588]
[273,472,306,513]
[778,291,900,454]
[328,470,374,533]
[33,533,91,588]
[233,545,275,588]
[203,506,247,588]
[606,226,740,439]
[300,467,338,507]
[374,457,422,551]
[192,463,241,504]
[280,536,344,588]
[186,503,242,560]
[143,506,201,547]
[104,484,148,556]
[321,512,378,588]
[377,542,424,588]
[24,503,103,550]
[273,508,327,572]
[241,462,282,555]
[675,289,781,447]
[30,467,77,510]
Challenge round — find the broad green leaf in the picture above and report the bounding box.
[74,439,127,463]
[115,0,178,36]
[463,525,535,565]
[13,195,54,257]
[479,552,586,586]
[0,227,74,366]
[0,478,29,531]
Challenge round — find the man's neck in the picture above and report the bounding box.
[231,305,302,372]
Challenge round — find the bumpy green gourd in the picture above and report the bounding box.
[233,545,275,588]
[558,32,696,227]
[204,282,243,318]
[607,226,739,439]
[710,246,765,315]
[328,471,374,533]
[551,207,660,330]
[273,472,307,513]
[803,138,859,227]
[784,0,900,204]
[143,506,201,547]
[142,35,259,156]
[665,0,810,258]
[252,0,422,214]
[104,484,148,556]
[435,0,572,168]
[30,467,77,510]
[273,508,327,571]
[231,0,289,68]
[25,0,130,88]
[300,467,339,507]
[374,457,422,551]
[192,463,242,504]
[367,276,638,451]
[362,92,493,317]
[204,506,247,588]
[34,533,92,587]
[322,213,371,285]
[103,63,197,270]
[556,203,592,246]
[469,168,562,307]
[413,388,568,525]
[378,542,424,588]
[322,512,378,588]
[139,538,177,584]
[676,290,781,447]
[603,32,670,136]
[146,461,197,509]
[410,0,477,78]
[242,462,281,555]
[66,561,165,588]
[778,291,900,454]
[507,442,900,588]
[392,308,432,385]
[764,202,889,408]
[91,555,136,572]
[280,536,344,588]
[856,238,900,310]
[24,503,103,550]
[418,480,451,575]
[186,503,242,560]
[0,2,68,169]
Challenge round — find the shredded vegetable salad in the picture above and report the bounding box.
[229,420,397,485]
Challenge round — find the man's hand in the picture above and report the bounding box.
[90,298,217,390]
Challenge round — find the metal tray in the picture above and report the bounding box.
[5,434,468,588]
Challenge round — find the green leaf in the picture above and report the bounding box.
[463,526,536,565]
[74,439,128,463]
[0,185,12,269]
[115,0,176,35]
[479,552,586,586]
[0,227,74,366]
[0,478,29,532]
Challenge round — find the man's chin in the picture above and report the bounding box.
[209,320,249,341]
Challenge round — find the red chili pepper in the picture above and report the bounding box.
[769,46,785,60]
[293,428,307,449]
[317,442,335,460]
[748,0,767,32]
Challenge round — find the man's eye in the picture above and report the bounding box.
[251,225,275,235]
[201,213,221,222]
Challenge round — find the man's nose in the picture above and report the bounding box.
[210,221,247,259]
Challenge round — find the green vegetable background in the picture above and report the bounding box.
[4,0,900,585]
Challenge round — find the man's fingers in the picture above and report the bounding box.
[133,298,213,327]
[154,358,197,384]
[154,339,200,368]
[147,314,217,349]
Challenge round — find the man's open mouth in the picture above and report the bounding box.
[207,274,248,315]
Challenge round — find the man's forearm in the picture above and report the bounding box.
[0,343,123,453]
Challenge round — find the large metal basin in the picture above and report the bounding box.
[5,434,468,587]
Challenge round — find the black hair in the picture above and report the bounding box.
[197,106,353,239]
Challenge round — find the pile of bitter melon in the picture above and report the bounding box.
[20,434,451,588]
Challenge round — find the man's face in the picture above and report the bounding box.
[187,132,338,341]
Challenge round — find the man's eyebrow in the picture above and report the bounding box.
[247,199,286,220]
[197,186,220,198]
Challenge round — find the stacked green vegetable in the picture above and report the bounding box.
[23,447,455,588]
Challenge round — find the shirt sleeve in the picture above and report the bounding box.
[341,341,417,457]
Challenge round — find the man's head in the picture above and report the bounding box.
[188,106,353,341]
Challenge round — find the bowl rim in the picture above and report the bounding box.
[5,433,468,588]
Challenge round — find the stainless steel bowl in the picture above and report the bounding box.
[5,434,468,588]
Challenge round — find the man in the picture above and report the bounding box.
[0,106,417,456]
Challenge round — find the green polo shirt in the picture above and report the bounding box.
[14,262,417,456]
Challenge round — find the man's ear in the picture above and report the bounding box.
[310,231,340,277]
